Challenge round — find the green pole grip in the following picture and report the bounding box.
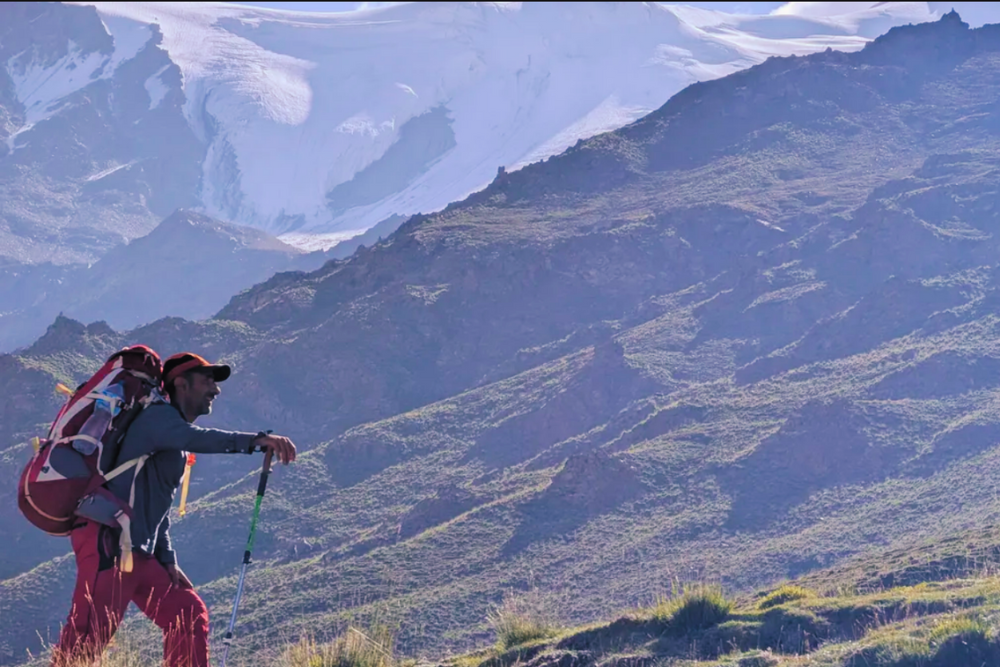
[242,448,273,564]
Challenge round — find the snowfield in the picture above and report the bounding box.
[37,1,993,247]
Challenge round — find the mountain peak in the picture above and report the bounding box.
[54,209,324,331]
[943,8,966,23]
[857,9,974,68]
[149,209,304,254]
[24,315,119,358]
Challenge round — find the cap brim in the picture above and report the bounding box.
[209,364,231,382]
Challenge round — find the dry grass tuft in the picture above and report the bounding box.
[486,591,560,652]
[280,624,396,667]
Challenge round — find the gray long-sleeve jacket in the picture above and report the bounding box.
[106,402,259,566]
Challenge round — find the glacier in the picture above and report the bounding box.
[55,1,1000,248]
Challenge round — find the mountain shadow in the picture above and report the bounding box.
[465,341,657,470]
[721,399,908,530]
[502,450,645,557]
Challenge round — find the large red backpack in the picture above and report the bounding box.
[17,345,163,571]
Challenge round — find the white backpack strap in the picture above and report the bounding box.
[127,455,149,507]
[117,513,134,573]
[104,455,147,482]
[113,454,150,574]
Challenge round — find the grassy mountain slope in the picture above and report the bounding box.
[21,526,1000,666]
[6,11,1000,666]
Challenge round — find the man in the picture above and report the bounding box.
[53,352,296,667]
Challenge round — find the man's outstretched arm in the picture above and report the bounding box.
[126,404,259,455]
[124,404,297,462]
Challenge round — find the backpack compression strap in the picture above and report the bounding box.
[98,454,150,573]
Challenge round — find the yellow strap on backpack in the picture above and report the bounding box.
[178,453,196,516]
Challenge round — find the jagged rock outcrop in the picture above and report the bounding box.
[546,450,641,510]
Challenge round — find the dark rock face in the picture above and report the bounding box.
[0,4,204,266]
[325,106,459,221]
[545,450,641,510]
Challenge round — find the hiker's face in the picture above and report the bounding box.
[180,370,221,419]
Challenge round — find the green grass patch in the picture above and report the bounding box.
[758,584,818,609]
[652,584,733,633]
[834,611,1000,667]
[926,615,990,645]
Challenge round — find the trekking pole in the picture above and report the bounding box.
[221,445,273,667]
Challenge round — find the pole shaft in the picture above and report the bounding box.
[220,448,273,667]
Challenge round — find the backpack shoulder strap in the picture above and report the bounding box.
[100,388,165,475]
[104,456,148,482]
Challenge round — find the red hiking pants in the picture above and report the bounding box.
[53,522,209,667]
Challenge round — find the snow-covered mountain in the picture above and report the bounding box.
[1,0,997,348]
[16,1,983,247]
[0,2,203,265]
